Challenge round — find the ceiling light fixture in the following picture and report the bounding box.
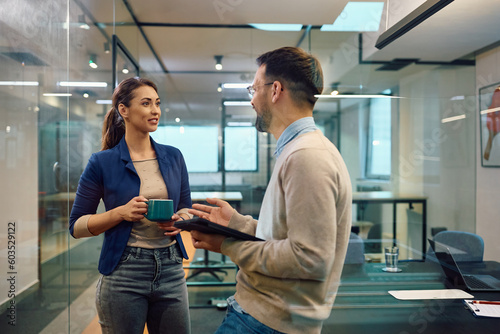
[214,55,223,71]
[217,83,223,92]
[227,121,253,126]
[480,106,500,115]
[78,14,90,30]
[96,100,112,105]
[441,114,466,123]
[315,94,402,99]
[223,101,252,106]
[43,93,72,97]
[222,83,252,89]
[0,81,39,86]
[122,64,129,74]
[58,81,108,88]
[89,54,98,69]
[104,42,110,54]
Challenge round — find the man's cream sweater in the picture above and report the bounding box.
[222,130,352,334]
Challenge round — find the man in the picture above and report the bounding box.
[189,46,352,334]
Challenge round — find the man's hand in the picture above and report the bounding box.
[191,230,226,253]
[188,198,234,227]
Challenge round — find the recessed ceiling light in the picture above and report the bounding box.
[227,122,253,126]
[43,93,72,97]
[96,100,112,104]
[58,81,108,88]
[223,101,252,106]
[222,83,252,89]
[0,81,39,86]
[315,94,402,99]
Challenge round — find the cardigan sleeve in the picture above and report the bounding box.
[69,154,104,238]
[177,152,192,210]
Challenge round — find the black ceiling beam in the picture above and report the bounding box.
[122,0,169,73]
[296,25,312,49]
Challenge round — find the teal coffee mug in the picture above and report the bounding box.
[145,199,174,221]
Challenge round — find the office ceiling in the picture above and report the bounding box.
[2,0,500,123]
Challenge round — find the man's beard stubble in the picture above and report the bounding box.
[255,107,272,133]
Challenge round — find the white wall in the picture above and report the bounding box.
[476,46,500,260]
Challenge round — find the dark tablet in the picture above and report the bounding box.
[174,217,263,241]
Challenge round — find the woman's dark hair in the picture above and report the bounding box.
[256,46,323,107]
[101,77,158,150]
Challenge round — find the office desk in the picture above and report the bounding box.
[325,261,500,334]
[191,191,243,210]
[353,191,427,259]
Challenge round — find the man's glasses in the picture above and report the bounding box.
[247,82,274,97]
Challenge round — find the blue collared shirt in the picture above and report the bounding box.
[274,117,318,157]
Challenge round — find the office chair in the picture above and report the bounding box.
[344,232,365,264]
[426,231,484,263]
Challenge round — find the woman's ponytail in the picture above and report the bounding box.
[101,107,125,150]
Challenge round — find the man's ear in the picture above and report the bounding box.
[118,103,128,119]
[271,81,283,103]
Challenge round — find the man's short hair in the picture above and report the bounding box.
[256,47,324,107]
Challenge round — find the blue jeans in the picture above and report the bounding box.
[96,245,190,334]
[214,296,285,334]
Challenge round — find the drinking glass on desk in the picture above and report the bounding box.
[384,246,401,272]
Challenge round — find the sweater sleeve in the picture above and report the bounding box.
[222,148,344,281]
[226,210,258,235]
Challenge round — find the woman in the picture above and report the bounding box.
[69,77,192,334]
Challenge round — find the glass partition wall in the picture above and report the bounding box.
[0,0,479,332]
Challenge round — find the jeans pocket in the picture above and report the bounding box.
[119,248,132,263]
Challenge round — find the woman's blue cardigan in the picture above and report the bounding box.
[69,137,191,275]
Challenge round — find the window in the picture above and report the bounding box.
[365,98,391,179]
[224,126,258,171]
[151,126,219,172]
